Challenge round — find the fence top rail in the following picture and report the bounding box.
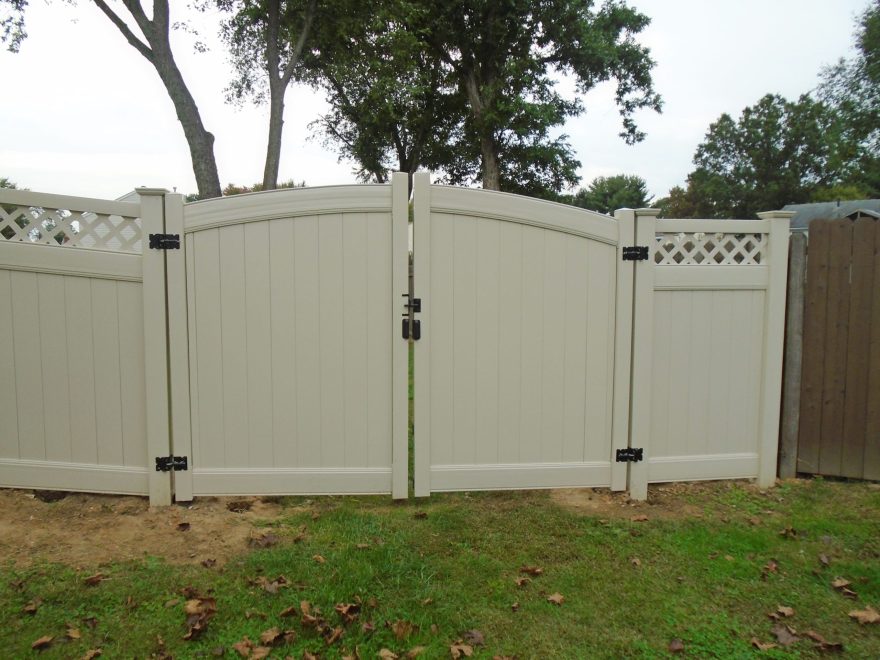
[184,184,393,233]
[428,184,619,245]
[0,188,141,219]
[655,218,771,234]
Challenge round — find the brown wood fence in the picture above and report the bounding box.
[796,217,880,480]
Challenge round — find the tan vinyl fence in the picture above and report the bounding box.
[0,175,790,504]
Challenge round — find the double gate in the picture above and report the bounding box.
[0,175,790,504]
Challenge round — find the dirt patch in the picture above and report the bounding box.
[0,489,294,568]
[551,480,763,520]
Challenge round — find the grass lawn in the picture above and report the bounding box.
[1,479,878,658]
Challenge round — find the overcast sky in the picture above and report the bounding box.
[0,1,870,200]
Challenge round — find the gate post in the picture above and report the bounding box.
[611,209,635,491]
[756,211,793,488]
[137,188,173,506]
[627,208,659,501]
[164,193,193,501]
[391,172,410,499]
[412,172,431,497]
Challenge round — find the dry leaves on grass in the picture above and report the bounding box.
[462,630,485,646]
[848,606,880,625]
[804,630,843,652]
[519,566,544,576]
[313,554,327,564]
[83,573,107,586]
[226,500,253,513]
[630,514,649,522]
[771,624,799,647]
[252,574,291,594]
[389,619,416,640]
[832,577,858,599]
[450,641,474,658]
[183,595,217,641]
[513,577,531,588]
[248,532,279,549]
[751,638,778,651]
[66,623,82,640]
[767,605,795,620]
[31,635,53,650]
[22,597,41,614]
[547,592,565,606]
[668,638,685,653]
[761,559,779,580]
[177,522,191,532]
[335,602,361,624]
[82,650,102,659]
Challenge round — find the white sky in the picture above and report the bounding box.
[0,0,869,200]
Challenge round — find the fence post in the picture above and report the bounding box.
[756,211,794,488]
[611,209,635,491]
[164,193,193,501]
[137,188,172,506]
[779,231,807,479]
[391,172,409,499]
[412,172,431,497]
[627,208,659,501]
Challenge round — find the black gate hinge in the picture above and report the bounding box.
[616,448,644,463]
[155,455,188,472]
[149,233,181,250]
[622,246,649,261]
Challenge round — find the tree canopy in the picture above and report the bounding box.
[567,174,652,214]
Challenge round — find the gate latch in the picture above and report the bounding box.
[622,246,649,261]
[615,448,643,463]
[149,233,181,250]
[402,293,421,340]
[155,455,188,472]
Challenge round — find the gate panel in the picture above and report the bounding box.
[413,174,623,495]
[178,179,408,497]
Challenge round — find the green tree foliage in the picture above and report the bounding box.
[568,174,652,214]
[0,0,25,52]
[675,94,844,218]
[818,0,880,196]
[0,176,20,189]
[400,0,662,195]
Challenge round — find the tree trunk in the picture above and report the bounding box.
[151,48,223,199]
[480,136,501,190]
[462,70,501,190]
[263,81,285,190]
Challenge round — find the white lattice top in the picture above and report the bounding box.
[0,203,142,253]
[654,231,766,265]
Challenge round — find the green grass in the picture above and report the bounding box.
[2,480,879,658]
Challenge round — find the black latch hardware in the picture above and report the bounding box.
[149,233,181,250]
[402,318,421,340]
[615,448,643,463]
[155,455,188,472]
[402,293,422,340]
[622,246,649,261]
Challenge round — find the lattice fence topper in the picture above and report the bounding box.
[0,204,142,252]
[654,231,766,265]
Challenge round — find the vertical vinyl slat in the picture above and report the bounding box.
[244,222,274,467]
[452,214,477,464]
[91,278,123,466]
[688,291,712,455]
[650,293,671,458]
[519,226,544,464]
[219,224,250,468]
[864,220,880,480]
[562,237,588,464]
[797,220,830,473]
[585,243,615,464]
[474,218,500,465]
[65,277,98,464]
[366,211,393,470]
[11,272,45,460]
[428,215,454,467]
[294,216,322,467]
[319,214,346,467]
[841,218,874,478]
[665,293,691,457]
[343,213,369,468]
[497,223,523,465]
[185,233,202,479]
[412,173,432,495]
[192,231,224,469]
[268,219,297,468]
[118,281,147,469]
[818,219,852,475]
[0,270,20,459]
[707,291,733,456]
[540,232,566,463]
[38,273,72,462]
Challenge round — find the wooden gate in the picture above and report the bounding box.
[797,217,880,480]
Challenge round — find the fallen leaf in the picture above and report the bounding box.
[164,598,180,608]
[771,624,799,646]
[519,566,544,576]
[325,626,344,645]
[303,652,318,660]
[768,605,795,620]
[227,500,253,512]
[761,560,779,580]
[356,543,370,550]
[82,617,98,629]
[361,621,376,634]
[750,637,778,651]
[630,514,649,522]
[260,627,283,645]
[183,597,217,641]
[84,573,107,586]
[313,554,327,564]
[250,648,271,660]
[547,593,565,606]
[82,650,102,660]
[848,606,880,625]
[748,517,761,526]
[245,609,267,620]
[280,604,298,617]
[22,598,41,615]
[831,577,851,589]
[514,577,531,588]
[201,558,217,568]
[301,601,313,617]
[804,630,843,652]
[450,642,474,658]
[779,526,797,539]
[406,647,426,658]
[232,637,253,657]
[511,602,520,612]
[177,522,191,532]
[335,602,361,624]
[248,532,279,548]
[66,624,82,640]
[254,574,291,594]
[379,650,398,660]
[413,511,428,519]
[668,638,685,653]
[630,557,641,567]
[390,619,415,640]
[421,598,433,606]
[31,636,53,650]
[819,554,831,567]
[724,555,735,562]
[463,630,484,646]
